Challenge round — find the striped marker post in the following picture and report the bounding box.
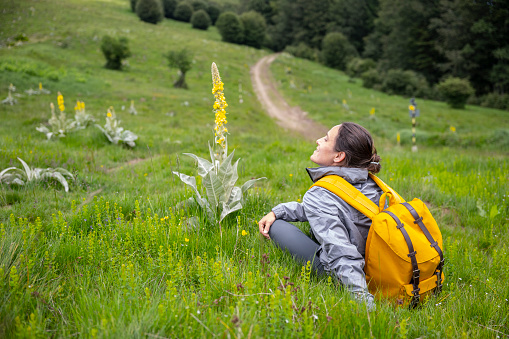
[408,98,420,152]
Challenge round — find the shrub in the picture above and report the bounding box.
[321,32,358,71]
[216,12,244,44]
[166,49,193,89]
[436,77,474,109]
[191,9,211,30]
[174,2,193,22]
[480,93,509,111]
[161,0,177,18]
[346,58,376,79]
[135,0,164,24]
[284,43,318,62]
[382,69,429,97]
[189,0,208,11]
[240,11,266,49]
[100,35,131,70]
[361,68,382,89]
[130,0,137,12]
[206,3,221,25]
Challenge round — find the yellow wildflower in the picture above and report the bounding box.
[107,111,112,118]
[57,92,65,112]
[450,126,456,133]
[289,174,293,177]
[342,99,347,105]
[185,238,189,242]
[241,230,248,236]
[211,62,229,162]
[409,105,415,111]
[39,82,42,90]
[370,108,375,115]
[397,132,401,143]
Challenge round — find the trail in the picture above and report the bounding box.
[250,53,328,142]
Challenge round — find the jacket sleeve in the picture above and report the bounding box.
[271,201,308,222]
[303,187,375,309]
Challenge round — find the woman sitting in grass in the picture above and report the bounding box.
[258,122,382,310]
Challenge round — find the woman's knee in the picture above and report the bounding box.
[268,219,292,240]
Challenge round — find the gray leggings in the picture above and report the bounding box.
[268,219,326,275]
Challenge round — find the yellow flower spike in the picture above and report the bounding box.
[241,230,248,236]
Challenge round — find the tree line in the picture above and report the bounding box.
[243,0,509,109]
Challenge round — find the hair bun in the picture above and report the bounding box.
[367,154,381,174]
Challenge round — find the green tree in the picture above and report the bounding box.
[100,36,131,70]
[191,9,211,30]
[206,3,221,25]
[327,0,378,54]
[174,2,193,22]
[189,0,208,11]
[321,32,358,70]
[161,0,177,18]
[363,0,442,84]
[240,11,266,49]
[166,49,193,89]
[130,0,137,12]
[135,0,164,24]
[216,12,244,44]
[437,77,474,109]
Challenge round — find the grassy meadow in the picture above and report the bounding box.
[1,0,508,337]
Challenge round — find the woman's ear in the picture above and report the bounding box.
[333,152,345,164]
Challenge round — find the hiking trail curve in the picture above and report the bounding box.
[250,53,328,142]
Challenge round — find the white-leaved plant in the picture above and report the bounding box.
[36,93,77,139]
[173,63,265,225]
[0,157,75,192]
[73,100,95,129]
[95,107,138,147]
[2,83,18,105]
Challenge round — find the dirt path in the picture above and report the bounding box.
[250,53,328,142]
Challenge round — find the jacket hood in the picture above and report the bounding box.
[306,166,369,184]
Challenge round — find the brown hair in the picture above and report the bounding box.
[334,122,381,173]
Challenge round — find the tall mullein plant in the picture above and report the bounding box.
[173,62,264,224]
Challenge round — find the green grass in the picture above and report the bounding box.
[1,0,508,338]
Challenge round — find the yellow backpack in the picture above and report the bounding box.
[311,174,444,307]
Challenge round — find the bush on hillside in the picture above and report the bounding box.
[189,0,208,11]
[130,0,137,12]
[346,58,376,79]
[284,43,318,62]
[479,93,509,110]
[436,77,474,109]
[100,35,131,70]
[136,0,164,24]
[174,2,193,22]
[361,68,382,89]
[240,11,266,49]
[216,12,244,44]
[206,3,221,25]
[321,32,358,71]
[166,49,193,89]
[381,69,429,97]
[161,0,177,18]
[191,9,211,30]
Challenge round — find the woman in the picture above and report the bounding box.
[258,122,382,310]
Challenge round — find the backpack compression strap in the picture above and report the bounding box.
[310,175,380,220]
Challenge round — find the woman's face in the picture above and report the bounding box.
[310,125,345,166]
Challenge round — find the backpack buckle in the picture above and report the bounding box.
[413,216,424,224]
[412,268,420,280]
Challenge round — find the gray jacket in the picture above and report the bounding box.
[272,166,382,306]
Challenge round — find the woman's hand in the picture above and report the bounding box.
[258,211,276,239]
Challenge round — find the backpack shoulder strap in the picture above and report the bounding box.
[368,173,405,205]
[310,175,379,220]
